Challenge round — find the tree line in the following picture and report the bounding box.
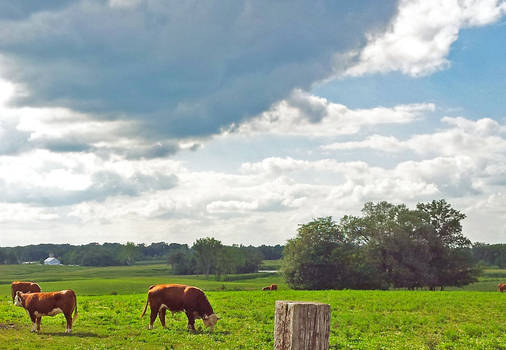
[168,238,272,278]
[283,200,483,291]
[472,243,506,268]
[0,241,283,272]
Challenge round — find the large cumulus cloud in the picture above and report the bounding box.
[0,0,397,138]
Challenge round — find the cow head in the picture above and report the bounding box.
[14,291,24,307]
[202,314,219,331]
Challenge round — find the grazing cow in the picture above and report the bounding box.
[262,284,278,291]
[14,290,78,333]
[11,281,41,302]
[140,284,219,331]
[498,283,506,293]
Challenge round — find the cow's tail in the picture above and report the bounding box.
[72,293,79,323]
[140,296,149,318]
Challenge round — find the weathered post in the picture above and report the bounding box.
[274,300,331,350]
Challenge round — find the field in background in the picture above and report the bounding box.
[259,259,282,271]
[447,269,506,292]
[1,263,504,296]
[1,264,505,349]
[0,264,284,296]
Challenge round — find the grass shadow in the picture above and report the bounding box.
[0,323,17,330]
[160,326,231,336]
[41,331,104,338]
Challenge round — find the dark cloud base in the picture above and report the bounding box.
[0,0,397,139]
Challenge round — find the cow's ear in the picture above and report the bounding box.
[203,315,208,320]
[16,291,21,296]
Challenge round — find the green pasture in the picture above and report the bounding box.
[1,290,505,349]
[447,269,506,292]
[0,264,505,349]
[0,264,284,296]
[259,259,282,271]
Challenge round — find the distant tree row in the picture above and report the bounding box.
[283,200,481,290]
[168,238,268,278]
[472,243,506,268]
[0,241,282,269]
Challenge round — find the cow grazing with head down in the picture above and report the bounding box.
[14,290,78,333]
[11,281,41,302]
[498,283,506,293]
[262,284,278,291]
[140,284,219,332]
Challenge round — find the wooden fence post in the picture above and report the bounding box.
[274,300,331,350]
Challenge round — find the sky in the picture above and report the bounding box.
[1,0,506,247]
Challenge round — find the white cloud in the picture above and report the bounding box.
[346,0,506,77]
[1,116,505,245]
[230,90,434,137]
[323,117,506,159]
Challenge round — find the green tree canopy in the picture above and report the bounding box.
[283,200,480,290]
[192,237,223,279]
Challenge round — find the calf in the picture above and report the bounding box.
[498,283,506,293]
[140,284,219,331]
[11,281,41,302]
[14,290,78,333]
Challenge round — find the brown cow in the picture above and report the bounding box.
[262,284,278,291]
[14,290,78,333]
[11,281,41,302]
[140,284,219,331]
[498,283,506,293]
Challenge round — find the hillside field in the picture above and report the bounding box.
[0,264,505,349]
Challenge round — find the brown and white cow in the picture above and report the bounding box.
[14,290,78,333]
[498,283,506,293]
[262,284,278,291]
[140,284,219,331]
[11,281,41,302]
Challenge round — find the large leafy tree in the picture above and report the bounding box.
[342,201,431,289]
[283,217,382,290]
[192,237,223,279]
[352,200,478,290]
[416,200,478,289]
[284,201,479,290]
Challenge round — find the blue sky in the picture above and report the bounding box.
[315,22,506,120]
[0,0,505,246]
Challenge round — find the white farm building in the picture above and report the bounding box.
[44,255,61,265]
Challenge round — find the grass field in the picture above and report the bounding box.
[0,264,505,349]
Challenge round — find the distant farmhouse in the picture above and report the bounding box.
[44,254,61,265]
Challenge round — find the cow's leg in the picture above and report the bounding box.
[149,307,158,330]
[185,311,196,332]
[29,313,37,332]
[65,313,73,333]
[36,316,41,332]
[158,308,167,328]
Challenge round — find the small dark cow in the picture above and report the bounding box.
[498,283,506,293]
[140,284,219,331]
[14,290,78,333]
[262,284,278,291]
[11,281,41,302]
